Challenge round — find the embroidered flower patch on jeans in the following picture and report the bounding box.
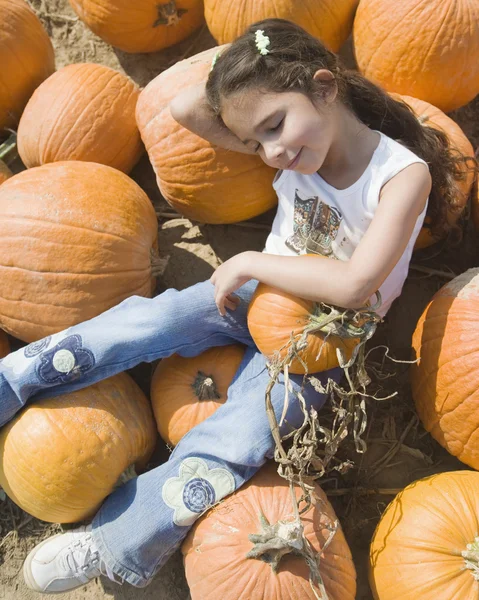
[162,457,235,526]
[37,334,95,384]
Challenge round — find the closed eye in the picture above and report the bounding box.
[268,118,284,133]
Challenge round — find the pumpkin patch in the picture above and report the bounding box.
[0,2,478,599]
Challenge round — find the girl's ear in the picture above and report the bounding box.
[313,69,338,104]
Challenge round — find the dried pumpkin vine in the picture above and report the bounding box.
[248,294,395,599]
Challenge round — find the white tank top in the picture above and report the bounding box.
[263,132,428,317]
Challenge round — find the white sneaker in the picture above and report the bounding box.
[23,525,122,594]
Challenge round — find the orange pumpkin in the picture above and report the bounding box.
[0,161,159,343]
[0,372,157,523]
[370,470,479,599]
[183,462,356,600]
[0,329,9,358]
[136,46,278,223]
[353,0,479,113]
[0,0,55,130]
[151,344,245,446]
[411,268,479,470]
[204,0,359,52]
[68,0,204,53]
[17,64,143,173]
[247,276,359,374]
[395,95,475,249]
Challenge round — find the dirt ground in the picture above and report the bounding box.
[1,2,478,599]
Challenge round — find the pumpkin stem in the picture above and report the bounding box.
[462,537,479,580]
[0,131,18,166]
[246,513,305,572]
[193,371,221,401]
[154,1,188,27]
[150,250,169,277]
[304,293,382,348]
[115,464,137,489]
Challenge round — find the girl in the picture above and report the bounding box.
[1,18,461,594]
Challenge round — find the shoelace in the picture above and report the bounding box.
[64,533,123,585]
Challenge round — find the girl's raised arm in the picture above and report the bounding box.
[169,83,255,155]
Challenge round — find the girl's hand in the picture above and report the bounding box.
[210,252,256,316]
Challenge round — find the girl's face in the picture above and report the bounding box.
[220,88,337,174]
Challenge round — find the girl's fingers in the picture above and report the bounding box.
[223,296,238,312]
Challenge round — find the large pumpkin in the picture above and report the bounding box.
[247,277,360,374]
[151,344,245,446]
[17,64,143,174]
[396,95,475,249]
[183,462,356,600]
[353,0,479,113]
[0,0,55,130]
[68,0,204,53]
[0,330,9,358]
[0,161,159,342]
[204,0,359,52]
[0,372,157,523]
[369,470,479,599]
[136,46,277,223]
[411,268,479,470]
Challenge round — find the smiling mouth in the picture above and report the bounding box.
[286,148,302,169]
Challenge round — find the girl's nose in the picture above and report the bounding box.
[264,141,285,163]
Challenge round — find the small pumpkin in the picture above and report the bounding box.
[151,344,245,446]
[68,0,204,53]
[247,276,360,374]
[204,0,359,52]
[136,46,278,224]
[411,268,479,470]
[0,329,9,358]
[0,161,160,342]
[0,372,157,523]
[183,462,357,600]
[353,0,479,112]
[369,470,479,599]
[17,64,143,173]
[395,95,475,249]
[0,0,55,130]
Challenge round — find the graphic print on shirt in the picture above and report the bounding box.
[285,189,342,257]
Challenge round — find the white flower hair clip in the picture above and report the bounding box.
[210,50,221,71]
[255,29,270,56]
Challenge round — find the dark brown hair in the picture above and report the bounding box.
[206,18,473,242]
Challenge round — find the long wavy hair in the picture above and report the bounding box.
[206,18,474,242]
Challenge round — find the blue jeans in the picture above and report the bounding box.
[0,280,340,587]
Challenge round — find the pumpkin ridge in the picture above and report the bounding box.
[52,71,127,158]
[420,2,453,91]
[1,214,154,250]
[362,1,425,73]
[41,67,96,161]
[0,233,150,259]
[0,276,151,318]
